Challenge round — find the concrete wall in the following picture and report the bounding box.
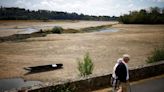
[29,61,164,92]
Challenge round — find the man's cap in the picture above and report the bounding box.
[123,54,130,58]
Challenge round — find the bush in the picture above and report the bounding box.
[78,53,94,77]
[146,48,164,63]
[50,84,76,92]
[51,26,64,34]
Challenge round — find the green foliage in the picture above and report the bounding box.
[40,26,64,34]
[0,7,118,21]
[81,25,112,32]
[49,84,76,92]
[119,7,164,24]
[51,26,64,34]
[78,53,94,77]
[63,29,81,33]
[146,48,164,63]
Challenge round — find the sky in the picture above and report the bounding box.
[0,0,164,16]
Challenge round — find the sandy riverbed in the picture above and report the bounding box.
[0,20,117,37]
[0,21,164,83]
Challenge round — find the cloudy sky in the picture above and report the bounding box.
[0,0,164,16]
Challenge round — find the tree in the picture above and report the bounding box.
[150,7,160,15]
[162,8,164,14]
[0,6,118,21]
[119,7,164,24]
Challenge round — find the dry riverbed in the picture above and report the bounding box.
[0,21,164,83]
[0,20,117,37]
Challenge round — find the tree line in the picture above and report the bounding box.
[0,6,118,21]
[119,7,164,24]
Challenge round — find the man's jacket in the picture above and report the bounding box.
[115,62,127,82]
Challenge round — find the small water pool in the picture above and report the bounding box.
[17,28,39,34]
[99,28,120,32]
[0,78,42,92]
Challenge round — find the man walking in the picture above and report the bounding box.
[112,54,130,92]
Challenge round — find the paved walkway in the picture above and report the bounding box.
[92,75,164,92]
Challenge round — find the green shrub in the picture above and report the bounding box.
[51,26,64,34]
[119,7,164,24]
[50,84,76,92]
[78,53,94,77]
[146,48,164,63]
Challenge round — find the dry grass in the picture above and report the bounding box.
[0,23,164,83]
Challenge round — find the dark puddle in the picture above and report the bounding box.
[0,78,42,92]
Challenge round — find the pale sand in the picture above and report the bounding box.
[0,23,164,83]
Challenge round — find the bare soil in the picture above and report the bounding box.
[0,22,164,83]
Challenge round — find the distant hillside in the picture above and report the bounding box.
[0,6,118,21]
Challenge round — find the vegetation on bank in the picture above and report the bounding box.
[0,6,118,21]
[1,6,164,24]
[80,24,112,32]
[39,24,113,34]
[0,24,113,42]
[119,7,164,24]
[39,26,81,34]
[78,53,94,77]
[146,48,164,63]
[42,26,64,34]
[49,84,76,92]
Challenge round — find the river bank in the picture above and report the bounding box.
[0,20,118,37]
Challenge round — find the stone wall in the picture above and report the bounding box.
[29,61,164,92]
[129,61,164,81]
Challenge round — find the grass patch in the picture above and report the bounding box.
[51,26,64,34]
[63,29,81,33]
[40,27,81,34]
[50,84,76,92]
[78,53,94,77]
[39,24,112,34]
[80,24,112,32]
[40,26,64,34]
[146,48,164,63]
